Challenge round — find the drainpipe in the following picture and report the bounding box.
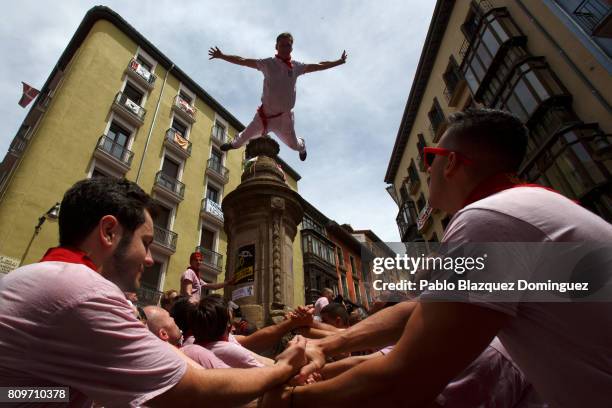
[135,63,174,183]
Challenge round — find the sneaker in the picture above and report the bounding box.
[220,142,234,152]
[299,150,307,161]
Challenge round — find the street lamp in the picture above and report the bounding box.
[20,202,60,266]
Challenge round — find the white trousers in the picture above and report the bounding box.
[231,111,306,152]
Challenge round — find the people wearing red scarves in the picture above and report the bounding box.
[261,109,612,408]
[208,32,347,161]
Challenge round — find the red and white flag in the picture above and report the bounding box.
[18,82,40,108]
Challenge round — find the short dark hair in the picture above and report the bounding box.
[321,303,350,327]
[191,295,230,343]
[59,178,156,247]
[276,32,293,44]
[444,108,528,172]
[169,296,194,333]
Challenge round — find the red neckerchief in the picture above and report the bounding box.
[463,173,578,208]
[275,54,293,70]
[40,247,98,271]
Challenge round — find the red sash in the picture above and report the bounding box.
[40,247,97,271]
[257,105,283,136]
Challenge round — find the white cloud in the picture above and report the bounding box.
[0,0,436,242]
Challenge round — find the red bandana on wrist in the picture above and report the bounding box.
[462,173,579,209]
[40,247,98,271]
[275,54,293,70]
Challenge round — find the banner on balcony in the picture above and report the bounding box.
[18,82,40,108]
[173,132,189,150]
[233,244,255,285]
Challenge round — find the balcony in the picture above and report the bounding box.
[93,135,134,174]
[206,159,229,185]
[417,204,434,232]
[152,225,177,255]
[573,0,612,37]
[195,246,223,276]
[125,58,156,90]
[152,171,185,203]
[172,95,197,124]
[201,198,224,227]
[164,129,192,159]
[396,201,419,242]
[210,125,229,145]
[407,174,421,195]
[111,92,146,127]
[443,65,467,107]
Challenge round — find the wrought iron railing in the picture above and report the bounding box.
[165,129,192,155]
[153,225,178,251]
[114,92,146,120]
[573,0,611,34]
[96,135,134,165]
[195,246,223,269]
[127,58,156,85]
[155,171,185,198]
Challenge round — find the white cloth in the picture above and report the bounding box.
[0,261,187,408]
[231,57,307,151]
[435,186,612,408]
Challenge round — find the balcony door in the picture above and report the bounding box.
[154,204,172,230]
[124,82,143,105]
[105,122,130,160]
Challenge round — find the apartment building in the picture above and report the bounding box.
[385,0,611,242]
[0,6,303,305]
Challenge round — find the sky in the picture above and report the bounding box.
[0,0,436,242]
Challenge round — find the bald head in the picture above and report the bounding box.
[144,305,182,346]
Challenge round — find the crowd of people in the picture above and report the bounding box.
[0,108,610,407]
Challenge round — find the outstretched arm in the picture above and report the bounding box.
[304,50,347,74]
[208,46,258,69]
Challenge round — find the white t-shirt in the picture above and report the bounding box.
[0,261,187,407]
[256,57,307,114]
[435,186,612,408]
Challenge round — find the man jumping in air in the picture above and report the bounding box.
[209,32,347,161]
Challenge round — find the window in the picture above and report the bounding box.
[428,98,446,138]
[136,55,153,72]
[443,56,462,100]
[399,183,409,203]
[123,82,143,105]
[337,246,345,266]
[213,121,226,139]
[154,204,172,230]
[349,255,357,277]
[162,157,180,179]
[341,273,348,297]
[416,133,428,171]
[179,91,193,104]
[200,228,215,250]
[172,119,188,137]
[496,60,568,123]
[462,9,524,96]
[103,122,131,161]
[408,159,419,183]
[210,148,223,171]
[303,215,326,236]
[207,185,220,203]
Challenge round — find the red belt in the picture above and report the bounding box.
[257,105,283,136]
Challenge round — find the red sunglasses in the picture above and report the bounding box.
[422,147,474,169]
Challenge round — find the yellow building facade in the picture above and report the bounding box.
[385,0,611,242]
[0,6,304,307]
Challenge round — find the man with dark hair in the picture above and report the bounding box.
[209,33,348,161]
[0,177,308,407]
[320,303,350,329]
[262,109,612,407]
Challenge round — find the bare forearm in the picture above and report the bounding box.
[238,319,294,352]
[295,356,403,407]
[320,355,378,380]
[320,301,415,356]
[218,54,256,68]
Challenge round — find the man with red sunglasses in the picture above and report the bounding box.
[209,33,347,161]
[263,109,612,408]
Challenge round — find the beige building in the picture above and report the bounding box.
[0,6,304,306]
[385,0,611,242]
